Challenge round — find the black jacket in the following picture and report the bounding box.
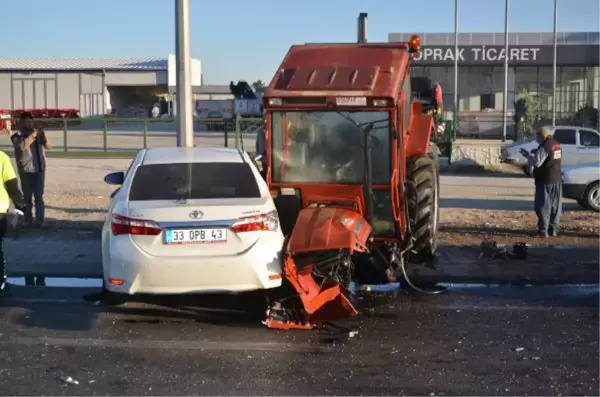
[532,137,562,185]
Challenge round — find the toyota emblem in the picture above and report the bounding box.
[189,210,203,220]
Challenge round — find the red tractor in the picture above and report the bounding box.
[259,35,441,330]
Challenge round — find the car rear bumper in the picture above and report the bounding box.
[562,183,586,200]
[103,233,284,295]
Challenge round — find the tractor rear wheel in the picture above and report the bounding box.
[406,146,440,263]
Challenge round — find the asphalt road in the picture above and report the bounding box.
[0,284,598,396]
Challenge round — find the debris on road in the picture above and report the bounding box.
[479,238,531,260]
[515,347,525,352]
[60,376,79,385]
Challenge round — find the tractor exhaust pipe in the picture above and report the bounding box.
[357,13,368,43]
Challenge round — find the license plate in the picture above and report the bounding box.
[164,228,227,245]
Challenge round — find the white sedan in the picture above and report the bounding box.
[562,162,600,212]
[101,147,285,300]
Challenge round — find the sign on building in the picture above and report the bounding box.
[411,45,598,66]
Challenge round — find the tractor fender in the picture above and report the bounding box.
[406,114,435,158]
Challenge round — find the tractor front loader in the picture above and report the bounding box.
[259,34,442,330]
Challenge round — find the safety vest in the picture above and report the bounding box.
[0,150,17,214]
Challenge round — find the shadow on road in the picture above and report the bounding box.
[46,206,105,215]
[440,169,527,179]
[441,198,584,211]
[105,293,268,329]
[441,224,599,239]
[441,198,532,210]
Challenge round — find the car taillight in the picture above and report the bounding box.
[111,214,162,236]
[231,211,279,233]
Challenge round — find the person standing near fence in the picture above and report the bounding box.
[10,112,52,228]
[0,149,26,296]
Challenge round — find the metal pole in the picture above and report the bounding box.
[358,13,368,43]
[175,0,194,147]
[552,0,558,126]
[501,0,510,142]
[453,0,459,139]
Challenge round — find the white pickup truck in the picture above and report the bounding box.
[500,125,600,177]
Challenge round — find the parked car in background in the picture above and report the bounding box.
[101,147,285,302]
[562,161,600,212]
[501,126,600,177]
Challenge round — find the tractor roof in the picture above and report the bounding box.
[264,43,411,100]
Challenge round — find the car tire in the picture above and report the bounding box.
[577,199,588,209]
[583,182,600,212]
[406,148,439,263]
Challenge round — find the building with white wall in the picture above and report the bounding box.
[0,55,202,117]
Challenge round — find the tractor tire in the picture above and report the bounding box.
[406,147,440,263]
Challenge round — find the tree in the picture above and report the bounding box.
[252,80,266,93]
[513,90,538,140]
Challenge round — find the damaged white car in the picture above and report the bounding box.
[101,147,285,300]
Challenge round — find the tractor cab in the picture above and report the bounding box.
[262,38,428,241]
[267,104,395,238]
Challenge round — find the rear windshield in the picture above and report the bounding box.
[129,162,261,201]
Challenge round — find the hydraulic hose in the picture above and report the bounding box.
[398,188,447,295]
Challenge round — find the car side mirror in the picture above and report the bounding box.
[104,171,124,185]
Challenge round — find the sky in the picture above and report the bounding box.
[1,0,598,85]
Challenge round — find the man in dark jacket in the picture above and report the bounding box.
[0,149,26,296]
[525,126,562,237]
[10,112,51,228]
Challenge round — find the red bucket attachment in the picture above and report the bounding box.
[264,258,358,330]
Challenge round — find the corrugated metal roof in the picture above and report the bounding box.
[0,57,168,71]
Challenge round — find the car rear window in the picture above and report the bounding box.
[129,162,261,201]
[553,129,576,145]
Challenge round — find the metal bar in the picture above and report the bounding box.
[63,117,68,152]
[453,0,459,141]
[175,0,194,147]
[552,0,558,126]
[103,119,108,152]
[143,119,148,149]
[501,0,510,142]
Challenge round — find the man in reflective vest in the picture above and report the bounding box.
[0,149,26,296]
[524,126,562,237]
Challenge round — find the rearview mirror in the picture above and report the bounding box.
[104,171,124,185]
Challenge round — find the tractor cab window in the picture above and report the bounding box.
[271,111,391,184]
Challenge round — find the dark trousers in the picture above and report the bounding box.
[0,216,7,290]
[534,183,562,232]
[20,171,45,225]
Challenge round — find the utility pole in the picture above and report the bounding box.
[552,0,558,126]
[501,0,510,142]
[175,0,194,147]
[453,0,459,142]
